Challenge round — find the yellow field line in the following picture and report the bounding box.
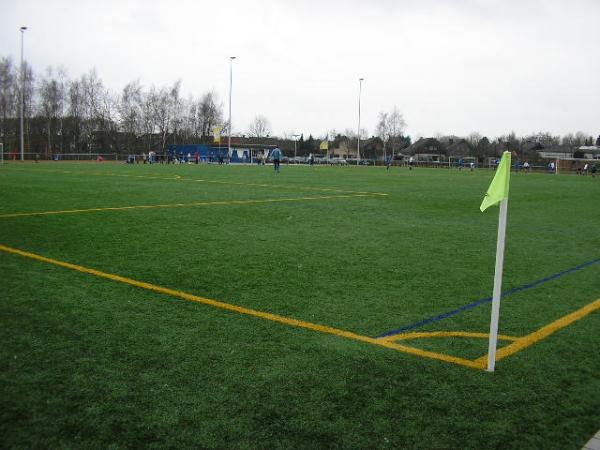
[188,178,387,196]
[380,331,520,342]
[474,297,600,366]
[4,167,388,196]
[0,194,380,219]
[0,243,481,370]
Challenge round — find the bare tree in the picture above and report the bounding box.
[467,132,482,147]
[0,57,231,156]
[145,80,182,152]
[535,132,560,147]
[119,80,143,152]
[169,80,182,145]
[281,130,296,141]
[375,108,406,160]
[0,57,17,150]
[376,111,390,161]
[22,62,35,153]
[68,78,84,151]
[151,86,170,152]
[574,131,590,146]
[497,131,520,151]
[81,69,103,121]
[140,86,157,150]
[76,69,119,153]
[561,132,575,146]
[183,95,200,141]
[387,107,406,157]
[198,92,222,141]
[54,66,68,153]
[80,69,107,152]
[221,118,231,139]
[343,128,357,139]
[248,115,271,138]
[39,66,63,156]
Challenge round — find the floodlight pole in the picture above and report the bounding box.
[292,134,300,161]
[228,56,236,160]
[20,26,27,162]
[357,77,364,165]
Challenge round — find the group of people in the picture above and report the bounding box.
[578,163,598,177]
[126,151,158,164]
[386,155,416,170]
[267,149,316,172]
[457,158,476,171]
[122,148,600,178]
[255,152,267,165]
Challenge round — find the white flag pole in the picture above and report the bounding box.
[487,197,509,372]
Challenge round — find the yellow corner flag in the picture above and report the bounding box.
[320,140,329,151]
[480,151,511,212]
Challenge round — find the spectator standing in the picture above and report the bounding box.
[271,147,282,173]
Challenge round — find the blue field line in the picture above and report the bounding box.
[376,257,600,339]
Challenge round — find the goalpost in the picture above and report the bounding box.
[449,156,477,170]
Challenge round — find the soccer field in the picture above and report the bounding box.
[1,162,599,449]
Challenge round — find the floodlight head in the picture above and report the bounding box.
[230,56,236,60]
[359,77,364,82]
[20,26,27,31]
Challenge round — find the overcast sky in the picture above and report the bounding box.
[1,0,599,139]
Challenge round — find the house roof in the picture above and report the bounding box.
[578,146,600,153]
[445,139,472,157]
[404,138,443,155]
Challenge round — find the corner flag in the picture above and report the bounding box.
[480,150,512,372]
[480,151,511,211]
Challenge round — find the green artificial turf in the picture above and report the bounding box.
[1,162,599,449]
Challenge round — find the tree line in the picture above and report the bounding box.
[1,55,598,161]
[0,56,224,157]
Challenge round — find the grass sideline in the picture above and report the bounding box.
[1,162,599,449]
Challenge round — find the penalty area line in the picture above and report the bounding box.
[0,193,384,219]
[0,243,481,370]
[377,256,600,339]
[474,296,600,366]
[4,167,388,197]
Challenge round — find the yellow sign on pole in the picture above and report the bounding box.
[213,127,222,144]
